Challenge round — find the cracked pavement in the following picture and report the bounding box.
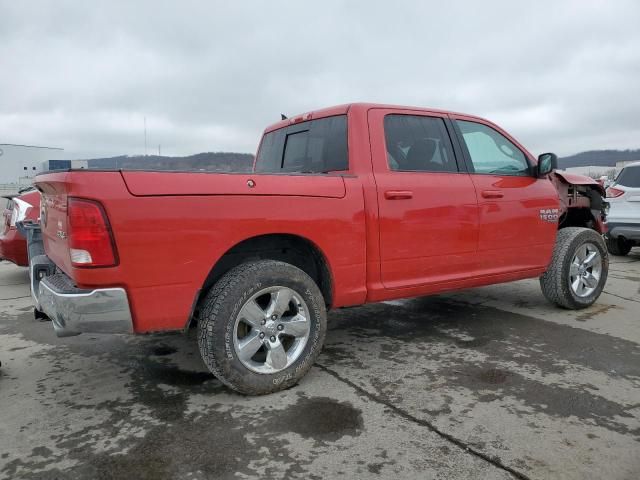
[1,252,639,479]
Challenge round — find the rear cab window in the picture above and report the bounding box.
[255,115,348,173]
[615,165,640,188]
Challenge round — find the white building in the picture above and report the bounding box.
[0,143,64,193]
[562,165,615,179]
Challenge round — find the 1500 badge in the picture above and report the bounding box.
[539,208,559,222]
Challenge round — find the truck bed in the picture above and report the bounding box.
[35,170,367,333]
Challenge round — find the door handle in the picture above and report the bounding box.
[385,190,413,200]
[481,190,504,199]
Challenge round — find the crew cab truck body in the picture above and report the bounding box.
[31,103,609,394]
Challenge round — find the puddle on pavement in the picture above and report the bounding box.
[478,368,509,385]
[263,396,364,442]
[150,345,178,356]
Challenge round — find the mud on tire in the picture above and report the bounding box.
[540,227,609,310]
[197,260,327,395]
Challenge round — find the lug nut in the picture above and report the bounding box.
[270,336,276,342]
[261,319,266,325]
[277,324,284,331]
[259,332,265,339]
[271,314,278,320]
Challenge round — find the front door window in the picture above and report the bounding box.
[456,120,529,176]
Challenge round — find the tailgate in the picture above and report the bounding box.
[36,173,71,272]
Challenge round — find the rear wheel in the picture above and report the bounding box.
[198,260,327,395]
[540,227,609,309]
[605,235,632,256]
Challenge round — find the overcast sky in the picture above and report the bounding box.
[1,1,639,159]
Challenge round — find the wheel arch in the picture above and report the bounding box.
[559,206,603,232]
[553,178,607,234]
[197,233,334,315]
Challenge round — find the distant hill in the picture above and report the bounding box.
[50,148,640,172]
[559,149,640,168]
[56,152,255,172]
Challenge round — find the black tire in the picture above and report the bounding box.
[540,227,609,309]
[197,260,327,395]
[605,235,632,256]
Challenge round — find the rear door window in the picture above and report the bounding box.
[615,166,640,188]
[255,115,348,173]
[383,115,458,172]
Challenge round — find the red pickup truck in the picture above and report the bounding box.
[31,103,608,394]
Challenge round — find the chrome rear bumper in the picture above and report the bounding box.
[37,270,133,337]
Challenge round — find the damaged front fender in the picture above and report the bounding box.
[552,171,606,196]
[549,171,608,234]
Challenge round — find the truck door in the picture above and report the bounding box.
[369,109,479,289]
[449,115,559,275]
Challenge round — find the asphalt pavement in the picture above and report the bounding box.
[1,252,639,479]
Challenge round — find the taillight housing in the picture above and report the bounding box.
[606,187,624,198]
[67,198,118,267]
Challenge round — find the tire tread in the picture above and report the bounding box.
[197,260,325,395]
[540,227,608,309]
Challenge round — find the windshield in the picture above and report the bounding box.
[615,165,640,188]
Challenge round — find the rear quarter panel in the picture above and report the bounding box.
[37,171,367,333]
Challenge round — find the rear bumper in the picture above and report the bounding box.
[606,222,640,241]
[36,266,133,337]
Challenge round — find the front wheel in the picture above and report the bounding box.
[198,260,327,395]
[540,227,609,309]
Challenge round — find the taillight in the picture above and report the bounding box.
[67,198,118,267]
[606,187,624,198]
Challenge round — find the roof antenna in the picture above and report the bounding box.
[281,114,288,120]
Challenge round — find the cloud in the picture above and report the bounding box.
[1,0,639,158]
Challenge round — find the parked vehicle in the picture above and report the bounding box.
[0,188,40,267]
[605,162,640,256]
[29,103,609,394]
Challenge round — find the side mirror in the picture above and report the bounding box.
[537,152,557,177]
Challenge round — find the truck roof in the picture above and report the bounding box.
[263,102,488,134]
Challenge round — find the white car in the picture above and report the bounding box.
[605,162,640,255]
